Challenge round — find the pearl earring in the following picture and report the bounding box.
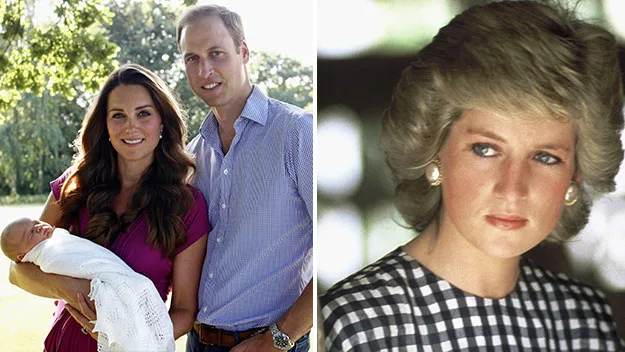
[564,183,579,206]
[424,159,442,187]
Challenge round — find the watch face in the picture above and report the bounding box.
[275,334,290,349]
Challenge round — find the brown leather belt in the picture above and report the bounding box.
[193,323,267,347]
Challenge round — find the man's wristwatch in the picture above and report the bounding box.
[269,323,295,350]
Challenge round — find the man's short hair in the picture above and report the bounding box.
[176,4,245,53]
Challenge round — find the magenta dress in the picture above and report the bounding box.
[43,173,210,352]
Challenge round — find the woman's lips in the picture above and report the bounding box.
[485,215,528,230]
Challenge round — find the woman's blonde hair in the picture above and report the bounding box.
[381,1,624,241]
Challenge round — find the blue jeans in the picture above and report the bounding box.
[185,328,310,352]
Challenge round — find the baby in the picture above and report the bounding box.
[1,217,55,262]
[1,217,175,352]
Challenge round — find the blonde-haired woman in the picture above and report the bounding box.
[321,1,624,351]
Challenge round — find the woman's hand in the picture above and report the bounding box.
[66,292,99,341]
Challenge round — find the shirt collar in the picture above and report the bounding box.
[199,85,268,139]
[240,85,268,126]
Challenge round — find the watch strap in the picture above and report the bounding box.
[270,323,295,350]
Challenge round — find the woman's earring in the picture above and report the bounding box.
[424,159,442,187]
[159,134,162,140]
[108,137,111,142]
[564,183,579,206]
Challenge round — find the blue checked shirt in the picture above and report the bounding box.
[186,86,313,330]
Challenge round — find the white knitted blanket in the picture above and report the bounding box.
[22,228,174,352]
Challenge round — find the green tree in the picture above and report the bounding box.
[0,88,84,195]
[0,0,118,112]
[0,0,117,195]
[249,51,313,111]
[0,0,313,195]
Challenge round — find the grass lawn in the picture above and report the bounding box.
[0,204,187,351]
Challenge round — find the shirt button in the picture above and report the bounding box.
[202,307,207,312]
[216,237,222,243]
[209,273,214,278]
[221,203,227,209]
[223,169,229,175]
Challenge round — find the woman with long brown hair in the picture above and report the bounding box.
[9,63,209,351]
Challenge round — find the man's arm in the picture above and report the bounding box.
[231,280,313,352]
[233,112,314,351]
[273,280,313,340]
[285,113,313,220]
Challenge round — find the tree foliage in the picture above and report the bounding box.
[250,51,313,111]
[0,0,117,113]
[0,0,117,195]
[0,92,74,195]
[0,0,313,196]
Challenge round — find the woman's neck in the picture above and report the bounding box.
[404,221,520,299]
[114,158,150,216]
[116,158,150,190]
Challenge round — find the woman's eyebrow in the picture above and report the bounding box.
[534,143,571,153]
[466,128,572,152]
[134,104,153,111]
[466,128,506,142]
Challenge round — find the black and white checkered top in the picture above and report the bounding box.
[320,247,624,352]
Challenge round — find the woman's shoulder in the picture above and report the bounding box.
[177,185,210,251]
[320,247,433,351]
[320,246,424,319]
[188,185,205,201]
[179,184,205,210]
[520,261,623,348]
[50,167,75,200]
[521,260,609,302]
[520,260,617,322]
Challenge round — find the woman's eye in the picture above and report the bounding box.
[111,113,124,119]
[535,152,562,165]
[138,110,150,118]
[211,50,223,57]
[471,143,497,157]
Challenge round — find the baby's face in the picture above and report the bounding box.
[11,218,55,261]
